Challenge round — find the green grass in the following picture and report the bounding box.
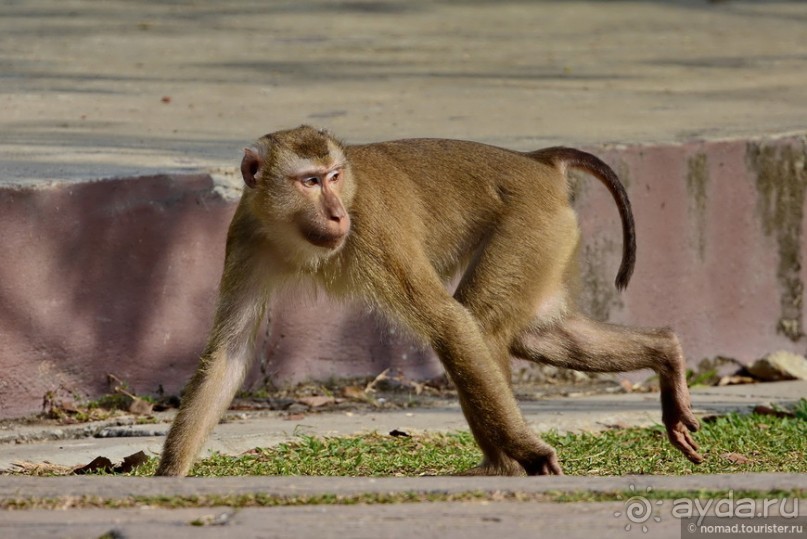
[126,400,807,477]
[4,488,805,511]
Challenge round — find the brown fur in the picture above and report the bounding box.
[155,126,701,477]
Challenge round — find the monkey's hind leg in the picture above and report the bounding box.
[511,314,703,463]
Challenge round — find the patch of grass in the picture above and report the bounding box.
[4,489,804,511]
[546,408,806,475]
[125,401,807,477]
[1,491,491,510]
[794,397,807,421]
[131,432,481,477]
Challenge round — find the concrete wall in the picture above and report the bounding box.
[1,135,805,419]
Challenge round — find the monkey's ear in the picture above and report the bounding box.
[241,147,264,189]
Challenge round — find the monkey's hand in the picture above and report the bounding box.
[662,394,703,464]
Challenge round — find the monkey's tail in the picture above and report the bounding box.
[527,147,636,290]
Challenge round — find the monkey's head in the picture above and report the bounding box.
[241,126,356,260]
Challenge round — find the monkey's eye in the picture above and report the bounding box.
[301,177,320,188]
[329,171,340,183]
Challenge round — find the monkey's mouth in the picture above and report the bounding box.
[302,228,349,250]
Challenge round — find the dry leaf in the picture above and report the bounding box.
[73,456,114,475]
[341,386,366,400]
[116,451,149,473]
[297,396,337,408]
[72,451,149,475]
[721,452,751,465]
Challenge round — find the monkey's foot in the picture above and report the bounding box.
[521,450,564,476]
[663,405,703,464]
[154,457,191,477]
[456,460,526,477]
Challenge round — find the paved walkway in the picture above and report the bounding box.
[2,1,807,186]
[1,474,806,538]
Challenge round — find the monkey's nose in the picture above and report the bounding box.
[328,206,347,222]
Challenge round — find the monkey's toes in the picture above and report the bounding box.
[684,413,700,432]
[523,452,563,476]
[456,462,525,476]
[667,423,703,464]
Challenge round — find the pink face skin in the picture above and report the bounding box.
[240,146,352,253]
[289,163,351,250]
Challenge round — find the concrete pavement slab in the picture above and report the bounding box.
[1,474,805,539]
[3,472,806,500]
[3,0,807,185]
[1,499,806,539]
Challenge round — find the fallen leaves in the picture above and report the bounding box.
[296,396,339,408]
[12,450,150,476]
[73,451,148,475]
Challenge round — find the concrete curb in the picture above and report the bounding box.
[3,473,806,501]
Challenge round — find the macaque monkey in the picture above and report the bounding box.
[156,126,702,477]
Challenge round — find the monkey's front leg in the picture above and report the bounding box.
[156,223,271,477]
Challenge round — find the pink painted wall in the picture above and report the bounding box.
[0,136,804,418]
[0,175,234,418]
[575,138,806,368]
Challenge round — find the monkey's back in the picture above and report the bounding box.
[344,139,572,277]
